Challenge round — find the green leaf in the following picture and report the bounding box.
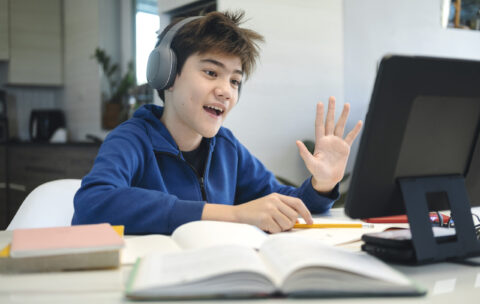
[91,48,136,104]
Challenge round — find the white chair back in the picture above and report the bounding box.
[7,179,82,230]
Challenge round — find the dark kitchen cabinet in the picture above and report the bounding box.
[0,145,7,228]
[0,143,100,229]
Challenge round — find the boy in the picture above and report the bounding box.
[72,11,362,234]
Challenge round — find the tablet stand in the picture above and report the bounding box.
[398,175,480,264]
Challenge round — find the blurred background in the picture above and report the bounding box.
[0,0,479,228]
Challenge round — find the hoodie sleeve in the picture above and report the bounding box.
[233,138,338,214]
[71,123,205,235]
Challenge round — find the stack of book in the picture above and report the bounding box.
[0,223,124,273]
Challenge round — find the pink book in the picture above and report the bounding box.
[10,223,125,258]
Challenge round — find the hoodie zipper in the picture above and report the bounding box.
[155,151,207,201]
[185,160,207,201]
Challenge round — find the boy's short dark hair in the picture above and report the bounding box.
[155,11,264,101]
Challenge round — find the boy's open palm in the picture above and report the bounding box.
[296,96,363,193]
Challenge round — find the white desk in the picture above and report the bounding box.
[1,209,479,303]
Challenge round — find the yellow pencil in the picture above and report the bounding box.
[293,223,374,229]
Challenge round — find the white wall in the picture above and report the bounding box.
[63,0,101,141]
[343,0,480,174]
[120,0,134,74]
[218,0,344,185]
[64,0,132,142]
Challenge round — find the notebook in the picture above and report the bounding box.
[10,223,124,258]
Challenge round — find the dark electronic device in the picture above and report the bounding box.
[344,55,480,264]
[29,109,65,142]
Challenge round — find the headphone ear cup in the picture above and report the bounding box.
[165,49,177,89]
[147,44,177,90]
[146,49,162,89]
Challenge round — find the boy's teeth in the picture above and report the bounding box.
[206,105,223,113]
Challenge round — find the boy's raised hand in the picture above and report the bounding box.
[296,96,363,194]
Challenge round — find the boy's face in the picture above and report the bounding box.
[165,52,242,139]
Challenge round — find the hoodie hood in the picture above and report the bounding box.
[130,104,179,154]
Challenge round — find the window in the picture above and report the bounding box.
[135,0,159,85]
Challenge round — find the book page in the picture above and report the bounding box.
[128,245,275,298]
[296,216,365,225]
[122,235,181,265]
[290,214,368,245]
[284,228,365,246]
[259,235,411,286]
[171,221,268,251]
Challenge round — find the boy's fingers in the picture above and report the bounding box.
[345,120,363,145]
[272,209,295,231]
[276,194,313,225]
[296,140,314,163]
[334,103,350,137]
[264,217,282,234]
[276,201,300,225]
[325,96,336,135]
[315,102,325,139]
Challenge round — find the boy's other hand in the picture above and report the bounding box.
[233,193,313,233]
[296,96,362,194]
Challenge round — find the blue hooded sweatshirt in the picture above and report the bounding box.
[72,105,338,234]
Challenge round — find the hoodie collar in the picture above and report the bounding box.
[133,104,179,154]
[132,104,216,154]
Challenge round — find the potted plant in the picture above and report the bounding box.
[91,48,135,129]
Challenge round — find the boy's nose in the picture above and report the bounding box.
[214,80,233,101]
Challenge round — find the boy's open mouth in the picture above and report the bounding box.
[203,105,224,116]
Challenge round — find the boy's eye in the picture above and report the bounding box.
[204,70,217,77]
[231,79,242,87]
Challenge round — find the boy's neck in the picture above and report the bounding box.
[160,106,202,152]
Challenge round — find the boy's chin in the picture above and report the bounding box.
[200,126,221,138]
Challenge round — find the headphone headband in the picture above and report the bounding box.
[156,16,201,51]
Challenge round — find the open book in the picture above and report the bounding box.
[125,221,425,299]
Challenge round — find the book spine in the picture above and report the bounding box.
[125,258,142,296]
[0,250,120,273]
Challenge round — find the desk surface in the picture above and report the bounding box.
[1,209,479,303]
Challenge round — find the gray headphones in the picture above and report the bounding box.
[146,16,201,90]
